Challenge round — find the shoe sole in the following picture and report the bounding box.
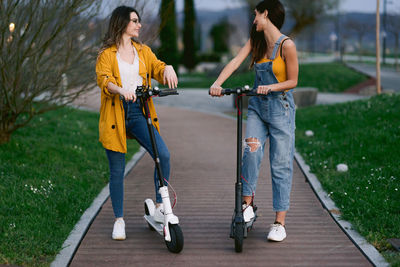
[112,235,126,240]
[267,236,286,242]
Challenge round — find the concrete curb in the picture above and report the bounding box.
[50,147,146,267]
[294,150,389,267]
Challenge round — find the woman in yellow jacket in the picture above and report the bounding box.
[96,6,178,240]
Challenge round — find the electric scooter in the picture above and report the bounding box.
[131,85,184,253]
[217,85,261,252]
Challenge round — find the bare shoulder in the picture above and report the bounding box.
[281,38,297,62]
[282,39,296,50]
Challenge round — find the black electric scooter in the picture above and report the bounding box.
[126,86,184,253]
[217,85,261,252]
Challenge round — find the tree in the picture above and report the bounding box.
[159,0,179,71]
[344,17,374,61]
[387,13,400,71]
[0,0,100,144]
[183,0,197,71]
[209,18,235,54]
[244,0,339,37]
[284,0,339,36]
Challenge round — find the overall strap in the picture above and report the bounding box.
[270,35,286,60]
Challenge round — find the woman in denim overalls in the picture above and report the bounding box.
[210,0,298,242]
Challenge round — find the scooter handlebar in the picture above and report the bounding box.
[210,85,262,96]
[120,86,179,100]
[157,88,179,97]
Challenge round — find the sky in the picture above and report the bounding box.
[339,0,400,13]
[100,0,400,18]
[173,0,400,13]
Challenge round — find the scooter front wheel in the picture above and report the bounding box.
[165,224,184,253]
[234,222,244,253]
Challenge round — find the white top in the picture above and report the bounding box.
[116,47,143,94]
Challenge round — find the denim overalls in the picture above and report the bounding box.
[242,35,296,212]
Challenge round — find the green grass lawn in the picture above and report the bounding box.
[297,62,368,92]
[0,107,139,266]
[295,93,400,266]
[178,72,216,88]
[178,62,369,92]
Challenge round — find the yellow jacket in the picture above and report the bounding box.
[96,41,166,153]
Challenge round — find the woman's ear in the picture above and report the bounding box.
[263,10,269,20]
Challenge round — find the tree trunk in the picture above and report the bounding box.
[0,116,17,144]
[0,130,11,145]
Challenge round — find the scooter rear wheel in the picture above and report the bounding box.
[234,222,244,253]
[144,202,155,231]
[165,224,184,253]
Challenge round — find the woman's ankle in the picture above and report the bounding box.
[243,196,252,205]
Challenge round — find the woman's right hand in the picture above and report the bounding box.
[210,82,223,97]
[119,87,137,102]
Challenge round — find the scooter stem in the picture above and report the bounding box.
[160,186,173,216]
[140,95,165,188]
[236,92,243,214]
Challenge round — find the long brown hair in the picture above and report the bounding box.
[250,0,285,66]
[99,6,141,54]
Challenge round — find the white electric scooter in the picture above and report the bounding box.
[135,85,184,253]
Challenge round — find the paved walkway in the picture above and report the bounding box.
[346,62,400,93]
[73,87,367,116]
[70,91,371,266]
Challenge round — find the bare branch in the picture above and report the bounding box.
[0,0,101,143]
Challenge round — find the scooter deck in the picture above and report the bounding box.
[144,215,164,236]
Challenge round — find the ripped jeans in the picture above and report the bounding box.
[242,92,295,211]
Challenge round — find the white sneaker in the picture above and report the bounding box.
[267,222,286,241]
[112,218,126,240]
[154,203,164,223]
[242,203,255,223]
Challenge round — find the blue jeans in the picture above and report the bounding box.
[242,92,296,211]
[106,100,170,218]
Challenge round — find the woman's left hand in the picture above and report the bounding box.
[163,65,178,89]
[257,85,272,95]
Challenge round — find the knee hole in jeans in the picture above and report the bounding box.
[245,138,261,152]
